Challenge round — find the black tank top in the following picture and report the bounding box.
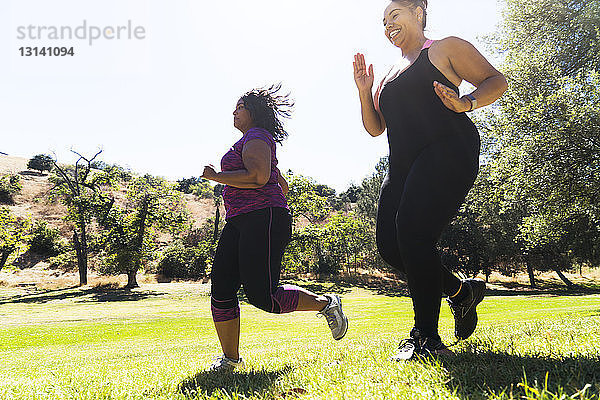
[379,46,479,174]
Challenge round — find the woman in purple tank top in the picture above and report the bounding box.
[201,84,348,371]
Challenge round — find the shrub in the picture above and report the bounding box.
[157,241,209,279]
[0,175,22,204]
[28,221,66,257]
[0,207,31,270]
[48,251,77,271]
[176,177,199,194]
[175,177,214,199]
[191,180,214,199]
[93,162,133,182]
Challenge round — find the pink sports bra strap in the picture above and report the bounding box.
[421,39,434,50]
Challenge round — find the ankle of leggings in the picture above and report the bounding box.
[272,285,300,313]
[450,282,470,303]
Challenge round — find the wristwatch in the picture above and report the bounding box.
[466,94,478,111]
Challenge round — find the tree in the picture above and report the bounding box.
[438,161,531,283]
[356,157,388,221]
[285,172,332,224]
[0,207,31,270]
[27,154,54,174]
[475,0,600,286]
[321,212,376,275]
[283,211,378,276]
[339,184,362,204]
[50,150,116,286]
[98,174,189,288]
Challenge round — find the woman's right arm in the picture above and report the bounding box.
[354,53,386,137]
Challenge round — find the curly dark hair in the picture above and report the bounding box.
[392,0,428,30]
[241,83,294,143]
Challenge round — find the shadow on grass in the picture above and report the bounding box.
[331,277,409,297]
[285,275,598,298]
[286,282,354,297]
[442,351,600,399]
[282,275,409,298]
[18,170,45,177]
[486,287,600,297]
[0,286,165,304]
[234,281,369,305]
[178,366,293,398]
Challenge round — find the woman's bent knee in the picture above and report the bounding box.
[246,292,274,313]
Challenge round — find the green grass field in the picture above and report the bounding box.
[0,281,599,399]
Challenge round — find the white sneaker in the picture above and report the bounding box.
[317,294,348,340]
[208,354,245,372]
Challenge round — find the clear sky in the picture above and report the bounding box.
[0,0,502,192]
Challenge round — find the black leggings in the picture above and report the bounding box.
[376,134,480,337]
[211,207,302,322]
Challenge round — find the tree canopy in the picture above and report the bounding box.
[27,154,54,174]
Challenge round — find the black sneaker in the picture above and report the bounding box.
[447,279,486,340]
[390,328,452,361]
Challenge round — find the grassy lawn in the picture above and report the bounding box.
[0,281,598,399]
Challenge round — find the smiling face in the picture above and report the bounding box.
[233,99,255,133]
[383,1,424,49]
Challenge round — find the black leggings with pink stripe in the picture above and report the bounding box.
[211,207,301,322]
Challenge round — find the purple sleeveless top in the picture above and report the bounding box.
[220,127,289,219]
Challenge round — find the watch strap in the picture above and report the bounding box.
[466,94,478,111]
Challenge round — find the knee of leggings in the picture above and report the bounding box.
[376,235,401,267]
[376,241,395,267]
[376,232,394,261]
[395,227,438,265]
[376,240,408,282]
[246,291,275,313]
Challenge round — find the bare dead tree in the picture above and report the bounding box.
[51,149,110,286]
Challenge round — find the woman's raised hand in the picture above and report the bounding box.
[354,53,374,92]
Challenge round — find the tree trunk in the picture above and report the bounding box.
[0,250,12,271]
[73,230,88,286]
[526,260,536,288]
[553,267,577,290]
[126,270,138,289]
[127,195,148,289]
[80,217,88,284]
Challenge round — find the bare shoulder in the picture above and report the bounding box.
[433,36,477,54]
[429,37,483,72]
[427,37,475,86]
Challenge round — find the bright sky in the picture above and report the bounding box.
[0,0,502,192]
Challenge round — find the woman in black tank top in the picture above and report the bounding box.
[353,0,507,361]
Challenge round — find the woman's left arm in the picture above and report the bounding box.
[202,139,272,188]
[274,167,289,196]
[433,37,508,113]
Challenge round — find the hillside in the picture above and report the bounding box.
[0,154,222,263]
